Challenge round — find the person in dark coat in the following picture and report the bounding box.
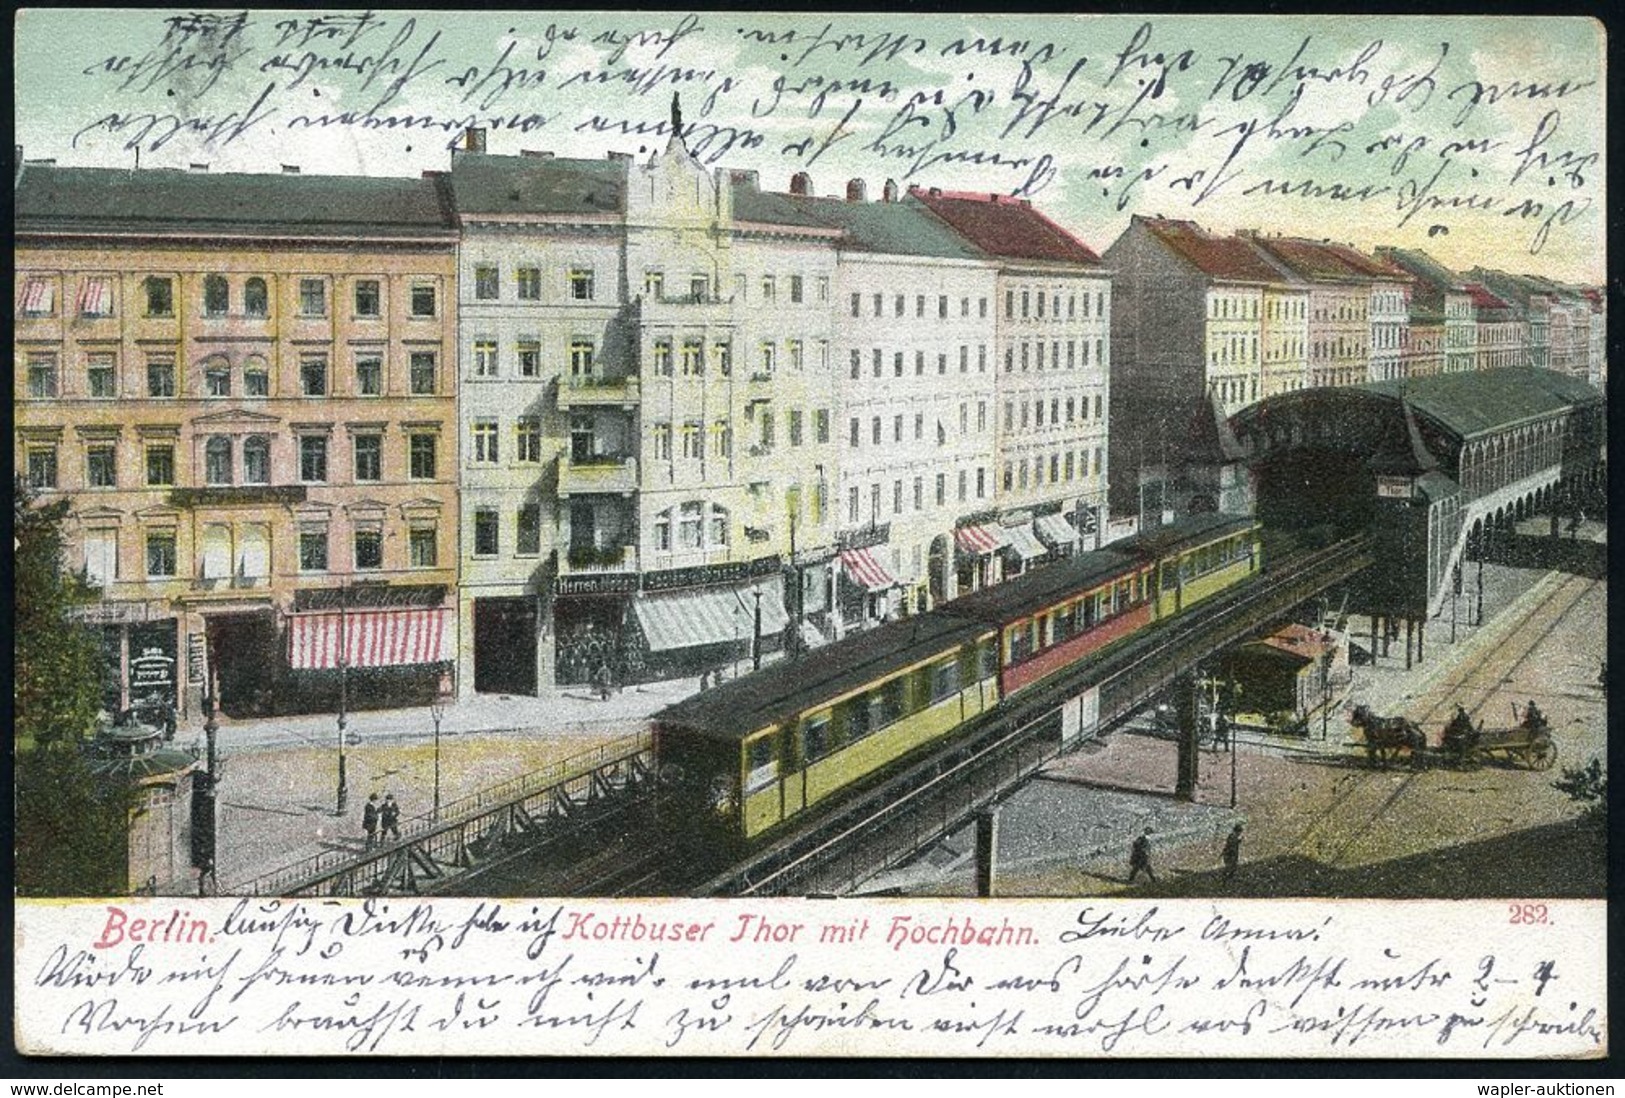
[1128,828,1156,883]
[363,793,380,850]
[380,793,402,842]
[1222,824,1244,880]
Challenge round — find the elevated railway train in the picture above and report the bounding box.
[653,514,1263,844]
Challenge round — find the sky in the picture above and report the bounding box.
[13,10,1606,284]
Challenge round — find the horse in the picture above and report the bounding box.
[1350,704,1427,769]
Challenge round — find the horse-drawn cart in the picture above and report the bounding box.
[1441,704,1558,771]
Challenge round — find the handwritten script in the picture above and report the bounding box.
[18,898,1605,1057]
[41,11,1603,256]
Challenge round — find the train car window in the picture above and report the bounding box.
[1009,621,1035,664]
[1054,603,1075,642]
[802,713,831,763]
[746,734,779,792]
[931,659,961,702]
[1082,592,1098,629]
[843,697,870,741]
[1039,614,1053,649]
[978,638,999,679]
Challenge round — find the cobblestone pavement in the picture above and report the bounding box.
[908,517,1606,899]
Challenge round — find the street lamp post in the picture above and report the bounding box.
[335,583,350,816]
[429,700,445,822]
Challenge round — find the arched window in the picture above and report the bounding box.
[204,275,230,317]
[205,436,233,485]
[244,277,268,318]
[242,354,269,397]
[203,355,231,397]
[242,436,270,484]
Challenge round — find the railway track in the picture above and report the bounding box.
[1290,571,1597,870]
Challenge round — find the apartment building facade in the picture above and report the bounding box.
[15,161,461,719]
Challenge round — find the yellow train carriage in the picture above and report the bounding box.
[655,613,995,843]
[1144,517,1264,619]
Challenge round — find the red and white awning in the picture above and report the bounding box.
[840,547,900,591]
[954,524,1008,555]
[287,608,452,670]
[76,278,113,316]
[18,279,54,314]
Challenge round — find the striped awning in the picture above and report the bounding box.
[18,279,54,314]
[1035,513,1079,547]
[954,523,1008,555]
[840,547,899,592]
[287,608,452,670]
[76,278,113,316]
[1002,523,1049,560]
[634,575,789,653]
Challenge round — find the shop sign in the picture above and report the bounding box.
[557,573,639,597]
[187,631,208,685]
[294,583,447,611]
[643,554,781,593]
[67,601,151,625]
[1376,476,1414,499]
[129,622,177,706]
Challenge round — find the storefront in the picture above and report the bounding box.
[282,584,455,714]
[837,545,902,631]
[954,522,1007,594]
[76,602,182,720]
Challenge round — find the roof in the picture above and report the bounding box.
[1362,367,1602,440]
[1246,235,1383,283]
[1463,282,1515,315]
[936,546,1140,625]
[16,162,457,238]
[912,188,1102,265]
[1252,623,1337,665]
[448,152,626,217]
[731,185,983,259]
[1136,217,1285,283]
[653,611,988,741]
[1465,268,1552,312]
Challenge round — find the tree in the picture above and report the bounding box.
[14,479,133,896]
[1553,757,1607,826]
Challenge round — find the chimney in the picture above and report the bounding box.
[729,169,759,190]
[789,171,812,196]
[462,126,488,153]
[845,178,867,202]
[1235,228,1258,238]
[929,187,942,197]
[189,162,209,172]
[520,149,554,159]
[607,151,632,162]
[281,164,300,174]
[882,178,898,203]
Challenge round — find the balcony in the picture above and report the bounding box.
[557,374,640,408]
[558,453,638,496]
[561,544,639,575]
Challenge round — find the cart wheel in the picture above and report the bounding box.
[1527,738,1557,771]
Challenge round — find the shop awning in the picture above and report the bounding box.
[76,278,113,316]
[287,608,452,670]
[18,279,53,314]
[1035,513,1079,547]
[634,575,789,653]
[954,524,1008,555]
[1002,523,1049,560]
[840,547,900,591]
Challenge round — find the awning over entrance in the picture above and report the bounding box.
[287,608,452,670]
[954,523,1008,555]
[839,547,900,591]
[1001,523,1049,560]
[1035,513,1080,547]
[634,575,789,653]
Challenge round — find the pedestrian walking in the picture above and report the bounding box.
[593,661,613,701]
[1128,827,1156,884]
[1222,824,1244,881]
[363,793,380,850]
[380,793,401,842]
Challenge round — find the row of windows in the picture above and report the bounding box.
[845,467,990,524]
[1000,393,1107,434]
[849,404,991,449]
[470,504,545,558]
[1212,377,1260,407]
[851,291,988,321]
[17,274,440,322]
[77,522,441,583]
[467,265,833,308]
[24,431,443,491]
[1001,448,1105,493]
[1006,288,1108,322]
[648,407,831,459]
[1001,339,1105,372]
[651,501,731,552]
[22,350,438,400]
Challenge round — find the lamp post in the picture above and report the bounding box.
[429,700,445,822]
[335,583,350,816]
